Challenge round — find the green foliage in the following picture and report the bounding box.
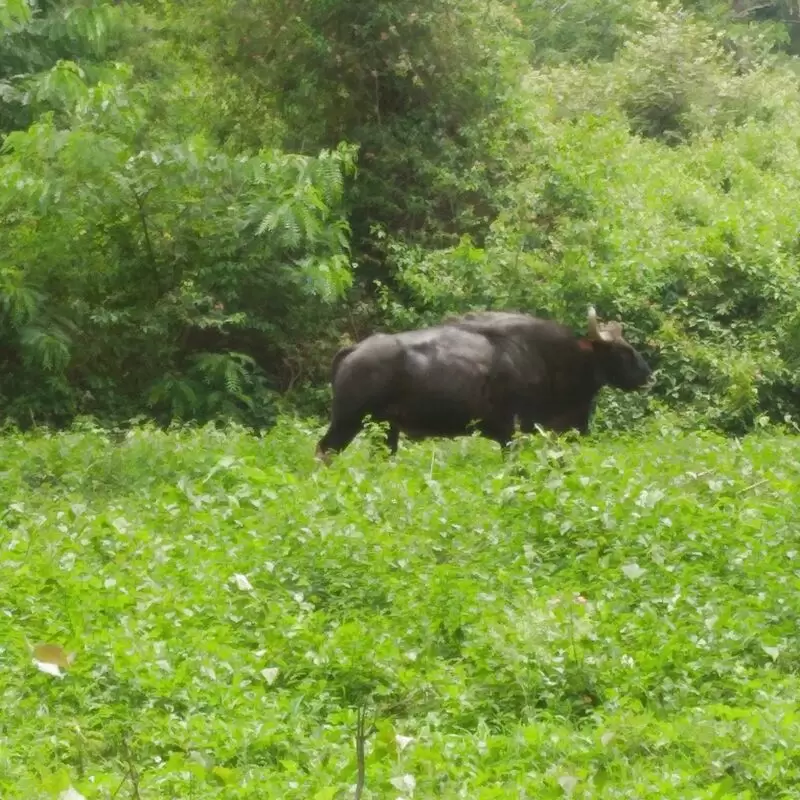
[0,0,32,28]
[516,0,653,63]
[4,0,800,432]
[187,0,531,258]
[0,60,356,425]
[3,421,800,797]
[378,22,800,433]
[610,5,791,143]
[147,351,271,424]
[0,0,126,133]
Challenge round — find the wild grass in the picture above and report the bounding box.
[2,418,799,798]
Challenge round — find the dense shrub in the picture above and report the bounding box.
[0,63,356,425]
[379,74,800,431]
[4,0,800,432]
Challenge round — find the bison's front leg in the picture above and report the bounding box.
[316,417,364,462]
[477,415,516,454]
[541,403,593,435]
[519,399,594,436]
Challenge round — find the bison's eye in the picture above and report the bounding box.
[613,346,637,368]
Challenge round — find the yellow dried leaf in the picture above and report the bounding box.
[32,643,74,669]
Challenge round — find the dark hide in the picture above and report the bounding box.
[451,310,651,436]
[316,309,651,459]
[330,344,357,382]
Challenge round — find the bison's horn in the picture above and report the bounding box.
[588,305,616,342]
[587,306,601,340]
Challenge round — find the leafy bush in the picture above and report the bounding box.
[188,0,533,255]
[0,63,356,426]
[612,5,795,143]
[516,0,654,64]
[378,44,800,433]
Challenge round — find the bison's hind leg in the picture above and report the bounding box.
[386,424,400,455]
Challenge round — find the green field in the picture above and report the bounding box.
[3,420,800,799]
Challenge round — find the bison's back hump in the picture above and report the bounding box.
[452,311,573,341]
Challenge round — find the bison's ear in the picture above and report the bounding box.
[603,321,624,340]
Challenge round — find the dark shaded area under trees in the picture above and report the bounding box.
[3,0,800,433]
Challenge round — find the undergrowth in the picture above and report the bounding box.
[1,417,799,798]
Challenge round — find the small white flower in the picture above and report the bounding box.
[33,659,63,679]
[261,667,279,685]
[390,774,416,793]
[395,734,414,751]
[233,573,253,592]
[59,789,86,800]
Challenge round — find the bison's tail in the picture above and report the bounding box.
[330,344,357,383]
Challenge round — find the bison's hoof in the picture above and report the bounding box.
[315,446,332,465]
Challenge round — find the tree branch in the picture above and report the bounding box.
[132,188,159,294]
[354,704,377,800]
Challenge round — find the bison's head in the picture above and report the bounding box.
[587,307,652,391]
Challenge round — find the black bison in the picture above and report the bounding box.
[316,307,652,460]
